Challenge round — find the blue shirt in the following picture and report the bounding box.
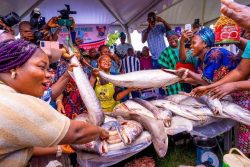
[90,59,98,68]
[110,60,120,75]
[41,87,52,103]
[142,24,166,60]
[196,47,241,83]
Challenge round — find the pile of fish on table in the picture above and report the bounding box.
[107,93,250,157]
[72,113,152,155]
[68,66,250,158]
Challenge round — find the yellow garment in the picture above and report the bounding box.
[94,77,118,112]
[0,83,70,167]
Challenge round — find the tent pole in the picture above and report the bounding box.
[20,0,45,20]
[201,0,206,26]
[124,25,131,44]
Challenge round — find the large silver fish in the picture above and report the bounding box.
[151,100,201,121]
[107,131,152,152]
[199,96,223,115]
[165,115,220,135]
[191,116,221,127]
[166,93,223,115]
[119,120,143,145]
[72,139,108,155]
[113,100,155,118]
[180,105,215,117]
[132,98,172,127]
[108,111,168,158]
[165,116,193,135]
[165,94,206,107]
[99,69,181,88]
[70,56,104,126]
[221,101,250,125]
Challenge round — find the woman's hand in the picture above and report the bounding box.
[67,63,78,72]
[61,145,75,154]
[91,68,100,78]
[99,128,109,140]
[57,101,65,114]
[61,47,73,59]
[190,85,211,97]
[175,68,189,79]
[209,83,236,99]
[180,30,193,43]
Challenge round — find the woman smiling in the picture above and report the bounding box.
[0,39,108,166]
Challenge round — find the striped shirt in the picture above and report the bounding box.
[0,83,70,167]
[121,56,140,73]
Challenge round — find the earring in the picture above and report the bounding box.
[10,69,16,79]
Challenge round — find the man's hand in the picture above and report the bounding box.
[221,0,250,30]
[156,16,164,23]
[47,17,60,28]
[0,20,15,35]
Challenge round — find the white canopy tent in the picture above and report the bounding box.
[1,0,249,44]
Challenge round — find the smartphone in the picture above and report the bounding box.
[185,24,192,31]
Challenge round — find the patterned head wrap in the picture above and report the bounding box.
[166,30,178,37]
[197,27,215,47]
[0,39,38,72]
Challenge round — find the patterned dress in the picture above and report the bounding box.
[233,41,250,154]
[196,47,248,154]
[196,47,241,83]
[54,59,86,119]
[232,91,250,154]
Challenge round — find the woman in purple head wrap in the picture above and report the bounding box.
[176,27,241,85]
[0,39,108,166]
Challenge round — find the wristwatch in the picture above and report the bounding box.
[56,145,62,157]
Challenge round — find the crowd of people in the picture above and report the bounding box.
[0,0,250,166]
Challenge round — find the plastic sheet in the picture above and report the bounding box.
[76,141,151,167]
[190,119,235,138]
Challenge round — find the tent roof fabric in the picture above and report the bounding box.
[1,0,250,32]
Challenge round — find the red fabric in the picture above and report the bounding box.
[176,62,195,72]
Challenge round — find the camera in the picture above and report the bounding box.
[30,8,46,44]
[57,4,77,27]
[0,12,20,30]
[30,8,46,30]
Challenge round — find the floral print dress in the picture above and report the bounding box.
[196,47,241,83]
[54,59,86,119]
[196,47,249,154]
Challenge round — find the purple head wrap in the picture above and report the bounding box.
[0,39,37,72]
